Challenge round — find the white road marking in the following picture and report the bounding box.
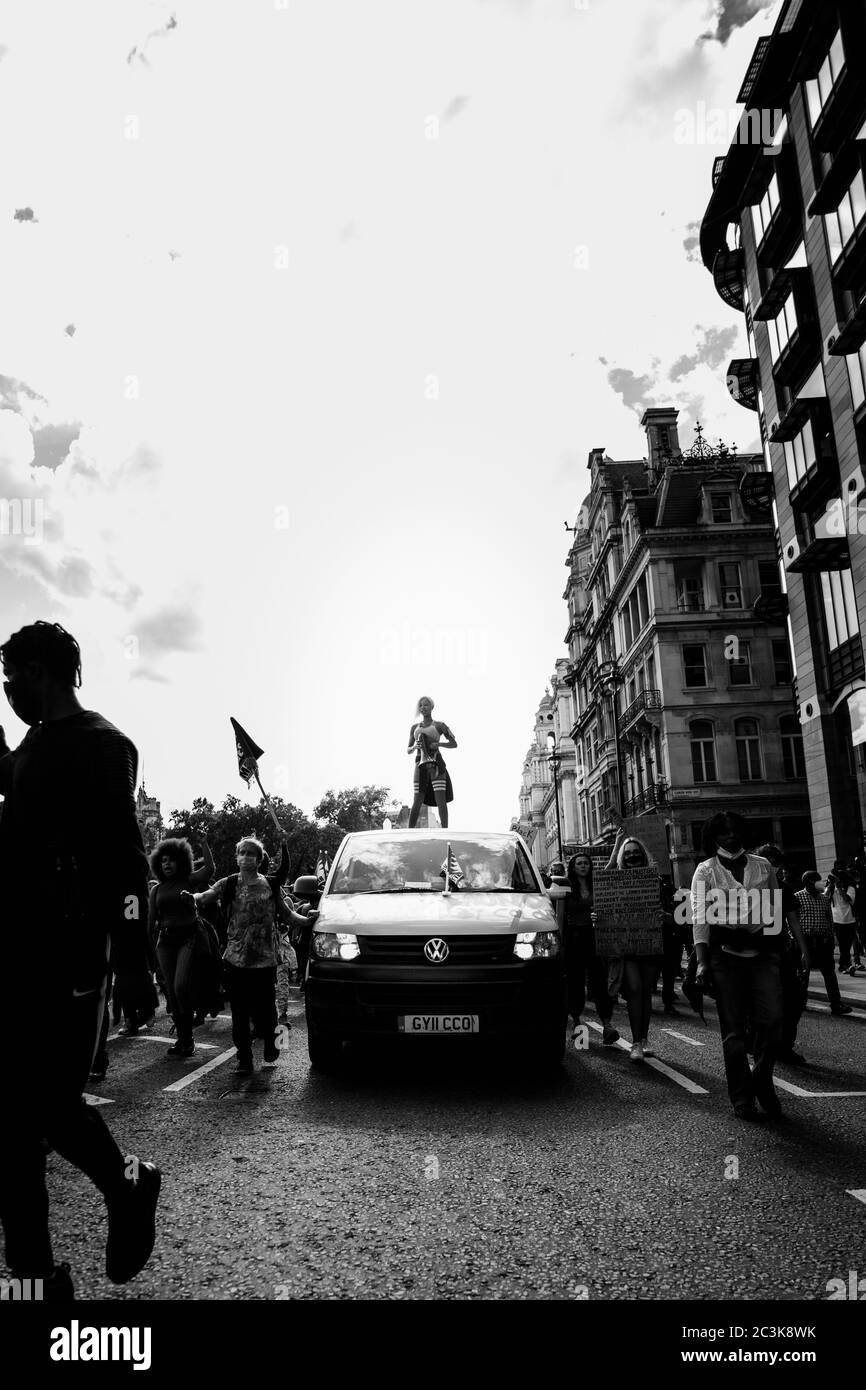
[847,1190,866,1204]
[774,1077,866,1098]
[108,1034,218,1050]
[83,1093,115,1106]
[585,1021,709,1094]
[162,1047,237,1093]
[660,1029,705,1047]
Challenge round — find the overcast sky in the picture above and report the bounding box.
[0,0,783,830]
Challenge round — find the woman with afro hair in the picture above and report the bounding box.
[148,835,214,1056]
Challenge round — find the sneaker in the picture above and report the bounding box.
[639,1038,655,1058]
[166,1040,195,1058]
[831,1004,854,1015]
[234,1057,253,1074]
[193,1011,206,1026]
[14,1262,76,1302]
[628,1042,645,1064]
[601,1023,620,1046]
[732,1101,762,1122]
[778,1050,808,1066]
[105,1162,161,1284]
[262,1057,279,1069]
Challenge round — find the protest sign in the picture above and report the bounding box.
[592,866,663,956]
[621,814,671,874]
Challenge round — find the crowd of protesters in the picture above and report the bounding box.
[555,810,863,1121]
[1,618,865,1301]
[0,620,321,1302]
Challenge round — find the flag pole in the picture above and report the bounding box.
[443,840,451,897]
[253,766,284,833]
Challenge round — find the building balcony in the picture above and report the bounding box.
[738,470,775,515]
[726,356,759,410]
[810,58,866,155]
[712,247,745,311]
[623,779,669,817]
[828,295,866,357]
[831,216,866,293]
[771,323,821,391]
[619,689,662,733]
[769,394,830,445]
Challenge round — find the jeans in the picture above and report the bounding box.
[834,922,859,970]
[661,924,685,1006]
[808,936,843,1009]
[710,950,782,1109]
[564,928,613,1024]
[780,946,808,1055]
[224,964,278,1063]
[0,979,128,1276]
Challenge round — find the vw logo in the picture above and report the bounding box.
[423,938,449,964]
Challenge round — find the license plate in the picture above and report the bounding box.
[398,1014,479,1034]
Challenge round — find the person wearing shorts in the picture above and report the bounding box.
[407,695,457,828]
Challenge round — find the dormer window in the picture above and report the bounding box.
[710,492,733,523]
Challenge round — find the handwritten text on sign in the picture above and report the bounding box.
[593,867,662,957]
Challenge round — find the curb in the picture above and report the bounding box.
[806,988,866,1013]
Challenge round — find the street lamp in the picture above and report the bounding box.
[546,731,564,863]
[595,658,624,817]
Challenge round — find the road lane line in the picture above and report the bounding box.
[584,1021,709,1094]
[83,1093,115,1106]
[847,1190,866,1204]
[773,1077,866,1097]
[109,1035,218,1049]
[162,1047,237,1093]
[660,1029,705,1047]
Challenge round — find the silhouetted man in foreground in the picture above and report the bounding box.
[0,622,161,1299]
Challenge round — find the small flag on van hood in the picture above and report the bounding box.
[439,844,465,890]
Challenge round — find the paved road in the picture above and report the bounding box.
[39,983,866,1301]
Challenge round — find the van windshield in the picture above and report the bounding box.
[329,837,540,894]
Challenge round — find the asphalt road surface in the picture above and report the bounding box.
[39,986,866,1301]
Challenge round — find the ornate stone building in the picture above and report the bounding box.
[560,407,814,886]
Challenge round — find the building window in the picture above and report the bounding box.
[772,637,793,684]
[729,640,753,685]
[820,568,859,651]
[719,562,743,608]
[825,170,866,266]
[805,28,846,127]
[759,558,783,599]
[767,291,798,363]
[710,492,732,524]
[735,717,763,781]
[683,643,708,688]
[846,343,866,413]
[750,173,781,245]
[779,713,806,779]
[782,418,817,490]
[690,720,717,784]
[675,562,705,611]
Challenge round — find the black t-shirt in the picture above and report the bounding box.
[0,709,150,984]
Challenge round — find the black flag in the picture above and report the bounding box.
[230,716,264,786]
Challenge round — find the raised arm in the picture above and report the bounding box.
[189,834,215,886]
[268,840,291,888]
[603,826,627,871]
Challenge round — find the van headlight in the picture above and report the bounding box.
[311,932,360,961]
[513,931,560,960]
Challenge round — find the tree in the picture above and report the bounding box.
[167,794,318,880]
[313,785,392,833]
